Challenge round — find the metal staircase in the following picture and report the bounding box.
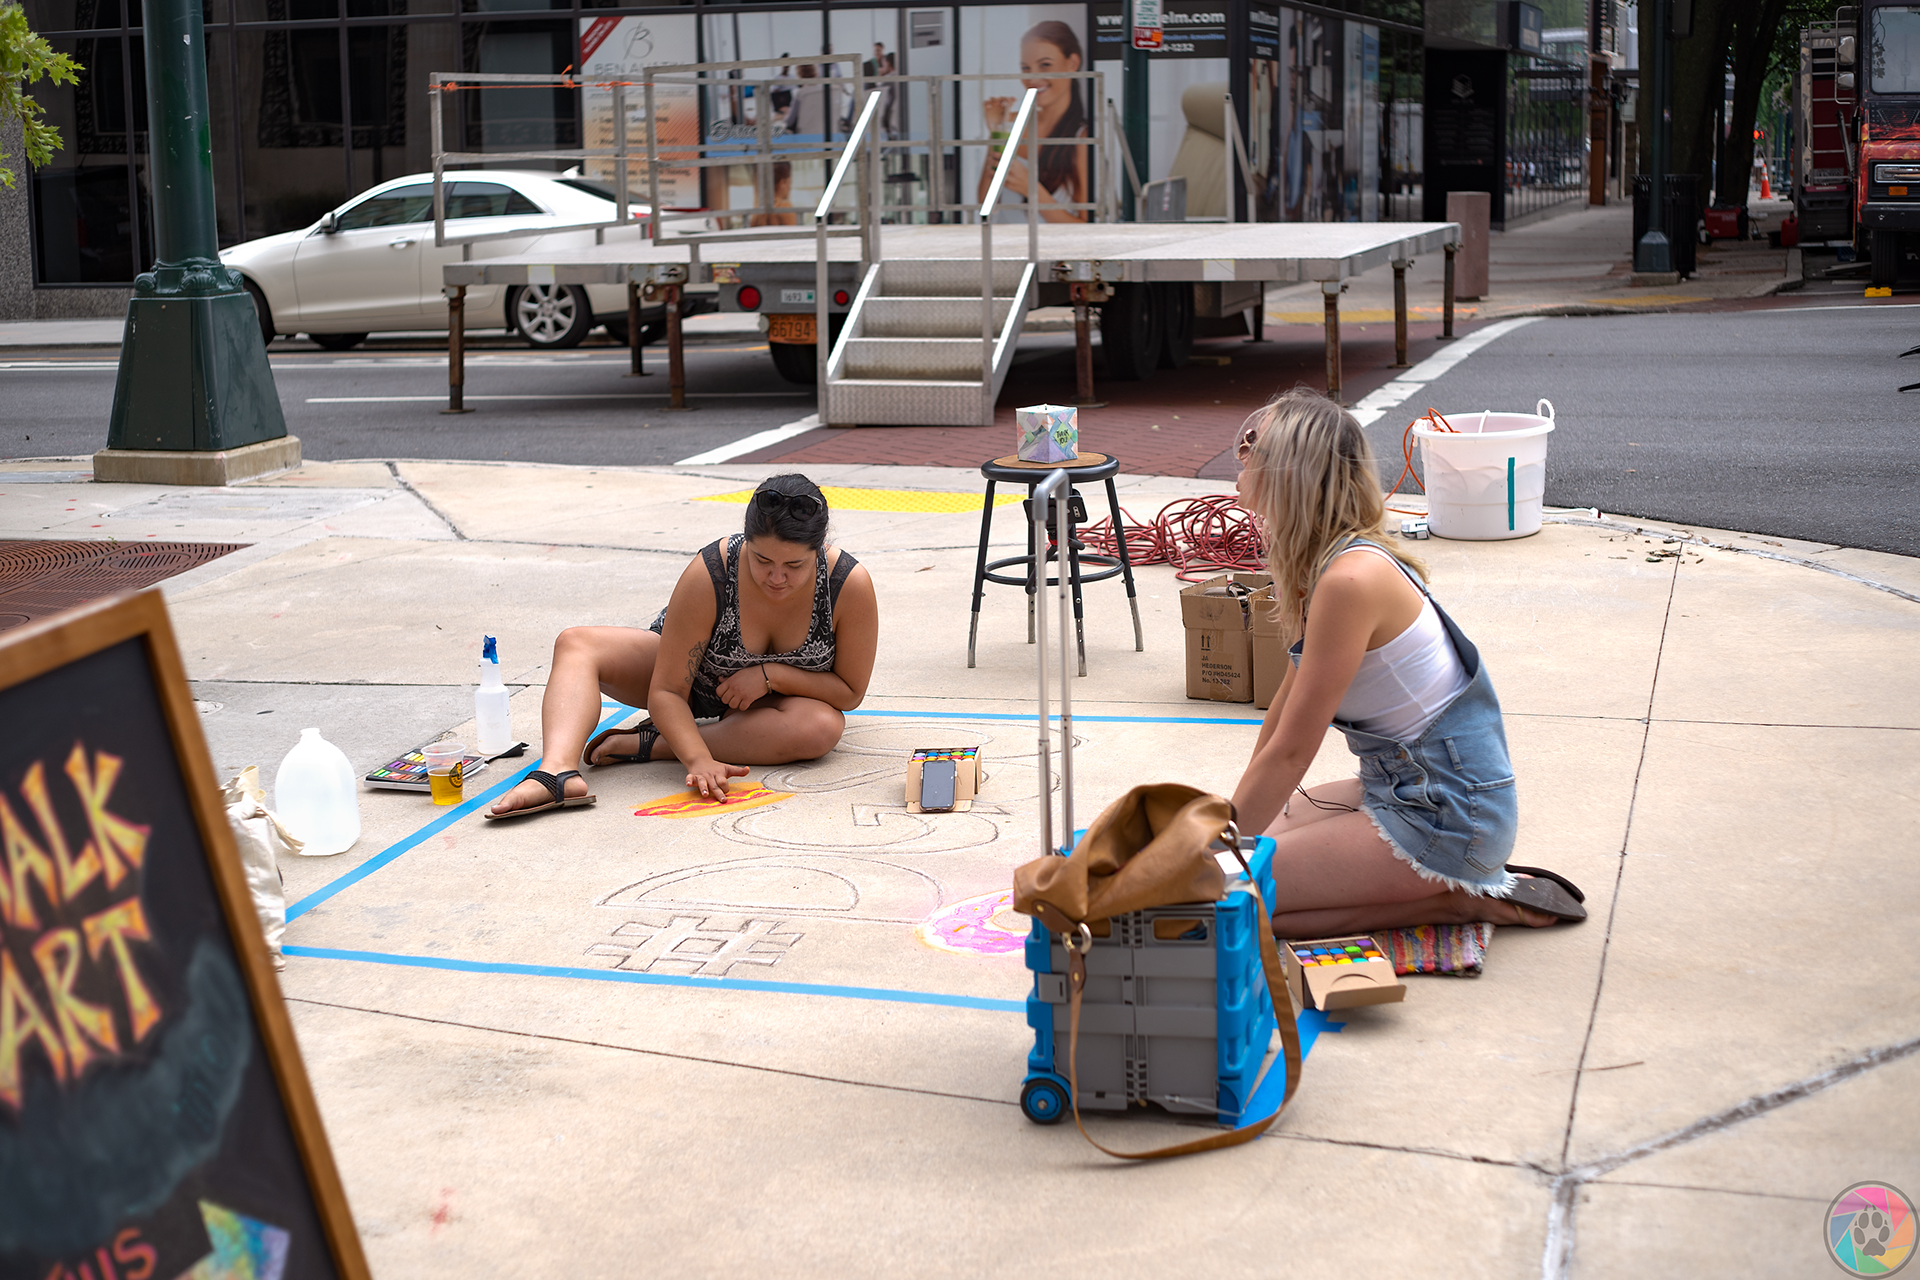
[824,258,1036,427]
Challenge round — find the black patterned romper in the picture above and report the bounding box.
[649,533,860,719]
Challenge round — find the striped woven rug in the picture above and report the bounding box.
[1376,923,1494,976]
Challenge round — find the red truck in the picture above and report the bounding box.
[1801,5,1920,285]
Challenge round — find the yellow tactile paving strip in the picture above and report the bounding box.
[699,486,1023,513]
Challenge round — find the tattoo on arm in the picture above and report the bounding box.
[682,643,704,691]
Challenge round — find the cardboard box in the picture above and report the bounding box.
[905,747,986,813]
[1249,582,1286,710]
[1285,935,1407,1011]
[1015,403,1078,463]
[1180,573,1272,702]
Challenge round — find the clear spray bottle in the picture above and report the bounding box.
[475,635,513,755]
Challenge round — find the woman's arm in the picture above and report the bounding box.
[1230,565,1380,832]
[779,560,878,709]
[1036,146,1090,223]
[649,551,735,789]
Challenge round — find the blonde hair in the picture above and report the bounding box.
[1241,387,1426,643]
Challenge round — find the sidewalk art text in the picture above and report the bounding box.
[1,745,158,1116]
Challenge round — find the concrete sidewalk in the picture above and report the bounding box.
[2,452,1913,1278]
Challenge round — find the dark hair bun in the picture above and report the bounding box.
[744,473,830,551]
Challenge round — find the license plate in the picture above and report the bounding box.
[780,288,816,304]
[767,313,816,344]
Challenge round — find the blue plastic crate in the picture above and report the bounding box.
[1021,834,1280,1125]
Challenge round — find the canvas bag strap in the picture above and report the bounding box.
[1060,867,1304,1160]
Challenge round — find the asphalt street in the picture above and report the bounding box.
[0,332,815,466]
[1385,300,1920,557]
[3,298,1916,555]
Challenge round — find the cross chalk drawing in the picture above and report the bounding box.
[587,915,804,976]
[631,782,793,818]
[915,888,1029,956]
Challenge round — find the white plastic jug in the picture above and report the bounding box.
[272,727,361,856]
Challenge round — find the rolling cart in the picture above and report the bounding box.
[1013,469,1294,1130]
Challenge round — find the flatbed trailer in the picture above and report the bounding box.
[442,219,1462,424]
[429,63,1461,425]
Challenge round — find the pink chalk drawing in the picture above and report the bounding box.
[915,888,1029,956]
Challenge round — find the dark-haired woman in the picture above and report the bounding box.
[978,22,1088,224]
[487,476,878,819]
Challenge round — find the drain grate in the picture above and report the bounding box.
[0,540,248,633]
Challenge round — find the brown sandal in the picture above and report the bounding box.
[586,719,660,766]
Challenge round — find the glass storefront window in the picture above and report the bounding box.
[28,35,154,283]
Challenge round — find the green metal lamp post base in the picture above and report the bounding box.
[100,269,295,480]
[96,0,294,485]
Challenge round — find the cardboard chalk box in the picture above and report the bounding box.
[1286,935,1407,1011]
[1180,573,1273,703]
[905,747,986,813]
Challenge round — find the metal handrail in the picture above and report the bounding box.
[1032,467,1073,857]
[978,88,1039,425]
[817,91,885,417]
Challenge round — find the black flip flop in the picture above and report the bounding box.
[1506,865,1587,903]
[1494,867,1587,923]
[586,719,660,767]
[481,769,596,821]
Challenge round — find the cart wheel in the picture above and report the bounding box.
[1020,1077,1069,1125]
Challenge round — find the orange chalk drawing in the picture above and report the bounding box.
[631,781,793,818]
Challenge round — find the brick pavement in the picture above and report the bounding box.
[739,315,1464,478]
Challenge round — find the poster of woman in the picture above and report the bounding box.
[963,9,1093,223]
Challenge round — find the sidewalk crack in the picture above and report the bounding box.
[386,461,468,540]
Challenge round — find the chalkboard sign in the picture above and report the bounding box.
[0,591,368,1280]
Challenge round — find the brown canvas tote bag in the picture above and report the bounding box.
[1014,783,1305,1160]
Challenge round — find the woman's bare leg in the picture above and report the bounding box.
[586,693,844,767]
[1260,803,1556,936]
[490,626,658,815]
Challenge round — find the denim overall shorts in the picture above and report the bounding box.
[1290,540,1519,896]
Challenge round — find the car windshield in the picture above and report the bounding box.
[1872,7,1920,92]
[554,177,619,203]
[334,184,435,231]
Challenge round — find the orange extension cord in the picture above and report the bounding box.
[1081,409,1456,578]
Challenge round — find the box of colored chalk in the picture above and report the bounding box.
[1284,934,1407,1011]
[905,746,987,814]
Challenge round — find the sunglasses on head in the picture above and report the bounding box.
[755,488,823,519]
[1235,423,1261,462]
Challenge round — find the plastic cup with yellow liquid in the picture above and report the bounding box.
[423,740,466,806]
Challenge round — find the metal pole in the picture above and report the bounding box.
[1123,46,1149,221]
[1635,0,1672,272]
[431,82,446,247]
[982,189,994,427]
[1034,471,1055,859]
[1223,91,1235,222]
[1072,282,1102,407]
[666,282,686,410]
[1391,257,1410,367]
[444,286,470,414]
[1054,470,1074,833]
[817,213,830,421]
[1322,281,1342,403]
[1027,93,1040,261]
[1442,243,1457,339]
[625,278,646,377]
[645,76,661,244]
[614,82,630,226]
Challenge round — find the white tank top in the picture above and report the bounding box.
[1329,543,1470,741]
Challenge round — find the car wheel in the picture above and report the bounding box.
[1099,283,1159,382]
[242,279,275,346]
[1156,281,1194,370]
[510,283,593,349]
[768,339,820,384]
[310,332,368,351]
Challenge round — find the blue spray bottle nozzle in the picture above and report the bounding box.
[482,635,498,663]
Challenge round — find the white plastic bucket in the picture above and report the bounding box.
[1413,399,1556,540]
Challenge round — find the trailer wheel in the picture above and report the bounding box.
[1157,282,1194,370]
[1100,283,1160,382]
[1021,1077,1069,1125]
[766,316,846,384]
[1871,229,1900,289]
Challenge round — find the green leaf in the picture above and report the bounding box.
[0,2,84,189]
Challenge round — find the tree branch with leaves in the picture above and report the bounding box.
[0,2,82,190]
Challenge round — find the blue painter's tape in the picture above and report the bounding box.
[1507,456,1515,532]
[849,709,1264,727]
[282,944,1026,1013]
[1238,1007,1344,1125]
[285,706,635,922]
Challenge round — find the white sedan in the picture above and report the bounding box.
[220,170,700,351]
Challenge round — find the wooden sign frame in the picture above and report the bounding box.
[0,590,369,1279]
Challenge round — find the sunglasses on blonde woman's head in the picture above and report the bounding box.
[1235,423,1261,462]
[755,488,823,519]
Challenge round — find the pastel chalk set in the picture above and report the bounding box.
[906,746,985,814]
[1286,934,1407,1011]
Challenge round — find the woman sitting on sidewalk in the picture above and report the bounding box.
[1228,389,1586,933]
[487,475,877,819]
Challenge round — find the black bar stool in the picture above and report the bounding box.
[968,451,1144,675]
